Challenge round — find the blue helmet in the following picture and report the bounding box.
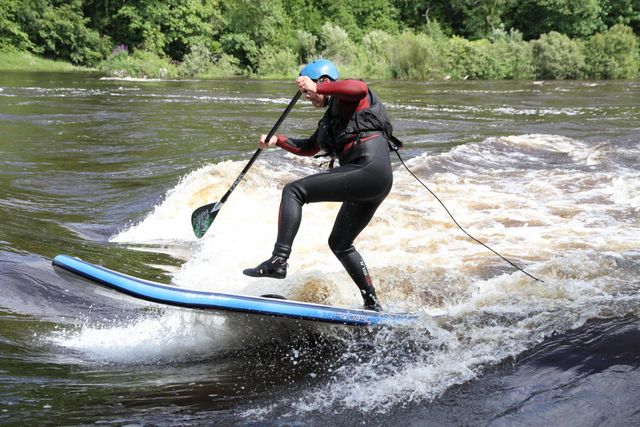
[299,59,339,81]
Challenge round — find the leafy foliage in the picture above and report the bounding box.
[585,24,639,78]
[532,31,586,79]
[600,0,640,34]
[505,0,604,40]
[7,0,108,65]
[453,0,512,39]
[319,22,358,66]
[105,0,221,61]
[257,46,298,77]
[0,0,637,79]
[359,30,394,79]
[387,31,445,79]
[178,43,213,77]
[295,30,318,64]
[490,29,535,79]
[220,0,292,72]
[0,0,33,50]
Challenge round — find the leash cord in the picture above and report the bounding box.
[392,148,544,283]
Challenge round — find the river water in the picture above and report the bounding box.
[1,72,639,425]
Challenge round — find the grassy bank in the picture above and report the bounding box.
[0,50,91,73]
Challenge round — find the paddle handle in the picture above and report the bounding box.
[219,90,302,205]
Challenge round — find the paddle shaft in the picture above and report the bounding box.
[217,90,302,207]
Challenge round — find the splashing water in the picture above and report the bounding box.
[55,133,640,414]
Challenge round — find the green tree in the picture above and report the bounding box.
[319,22,358,65]
[359,29,394,78]
[444,36,528,79]
[219,33,258,73]
[388,31,446,79]
[313,0,360,41]
[108,3,164,54]
[391,0,458,34]
[295,29,318,64]
[160,0,222,60]
[281,0,324,37]
[505,0,604,40]
[532,31,586,79]
[490,28,535,79]
[0,0,33,50]
[220,0,293,71]
[452,0,510,39]
[96,0,221,61]
[178,42,213,77]
[600,0,640,34]
[348,0,400,38]
[256,46,297,77]
[222,0,292,50]
[287,0,400,43]
[15,0,107,65]
[585,24,639,78]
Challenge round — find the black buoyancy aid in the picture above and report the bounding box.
[316,89,396,156]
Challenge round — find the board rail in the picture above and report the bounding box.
[52,254,418,327]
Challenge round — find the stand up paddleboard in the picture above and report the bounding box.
[52,255,418,327]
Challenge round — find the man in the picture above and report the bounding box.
[243,59,394,311]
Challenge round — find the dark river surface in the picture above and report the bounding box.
[1,72,639,425]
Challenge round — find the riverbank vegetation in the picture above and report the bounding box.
[1,0,639,80]
[0,50,81,72]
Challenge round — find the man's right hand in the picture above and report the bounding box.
[259,134,278,149]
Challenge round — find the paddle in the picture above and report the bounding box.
[191,90,303,238]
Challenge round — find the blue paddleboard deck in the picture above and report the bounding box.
[52,254,418,327]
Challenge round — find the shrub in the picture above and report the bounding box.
[256,46,298,78]
[445,36,479,79]
[358,30,394,79]
[99,49,177,78]
[442,33,534,80]
[30,0,109,66]
[388,31,445,79]
[319,22,358,66]
[220,33,258,73]
[498,43,534,79]
[532,31,585,79]
[296,30,317,64]
[489,29,535,79]
[0,3,32,51]
[445,38,525,80]
[178,43,213,77]
[111,44,129,57]
[585,24,639,79]
[199,54,241,78]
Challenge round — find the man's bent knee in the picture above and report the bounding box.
[282,181,306,205]
[328,235,354,257]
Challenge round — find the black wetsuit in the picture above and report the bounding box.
[272,80,393,300]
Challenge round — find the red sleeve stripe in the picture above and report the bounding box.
[275,135,320,157]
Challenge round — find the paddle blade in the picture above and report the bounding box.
[191,202,223,238]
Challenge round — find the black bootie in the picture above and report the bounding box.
[362,289,383,312]
[243,255,288,279]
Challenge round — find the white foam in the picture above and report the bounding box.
[60,134,640,412]
[111,133,640,302]
[99,76,167,82]
[275,251,640,415]
[50,311,227,363]
[49,309,301,364]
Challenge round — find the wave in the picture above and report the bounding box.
[44,133,640,414]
